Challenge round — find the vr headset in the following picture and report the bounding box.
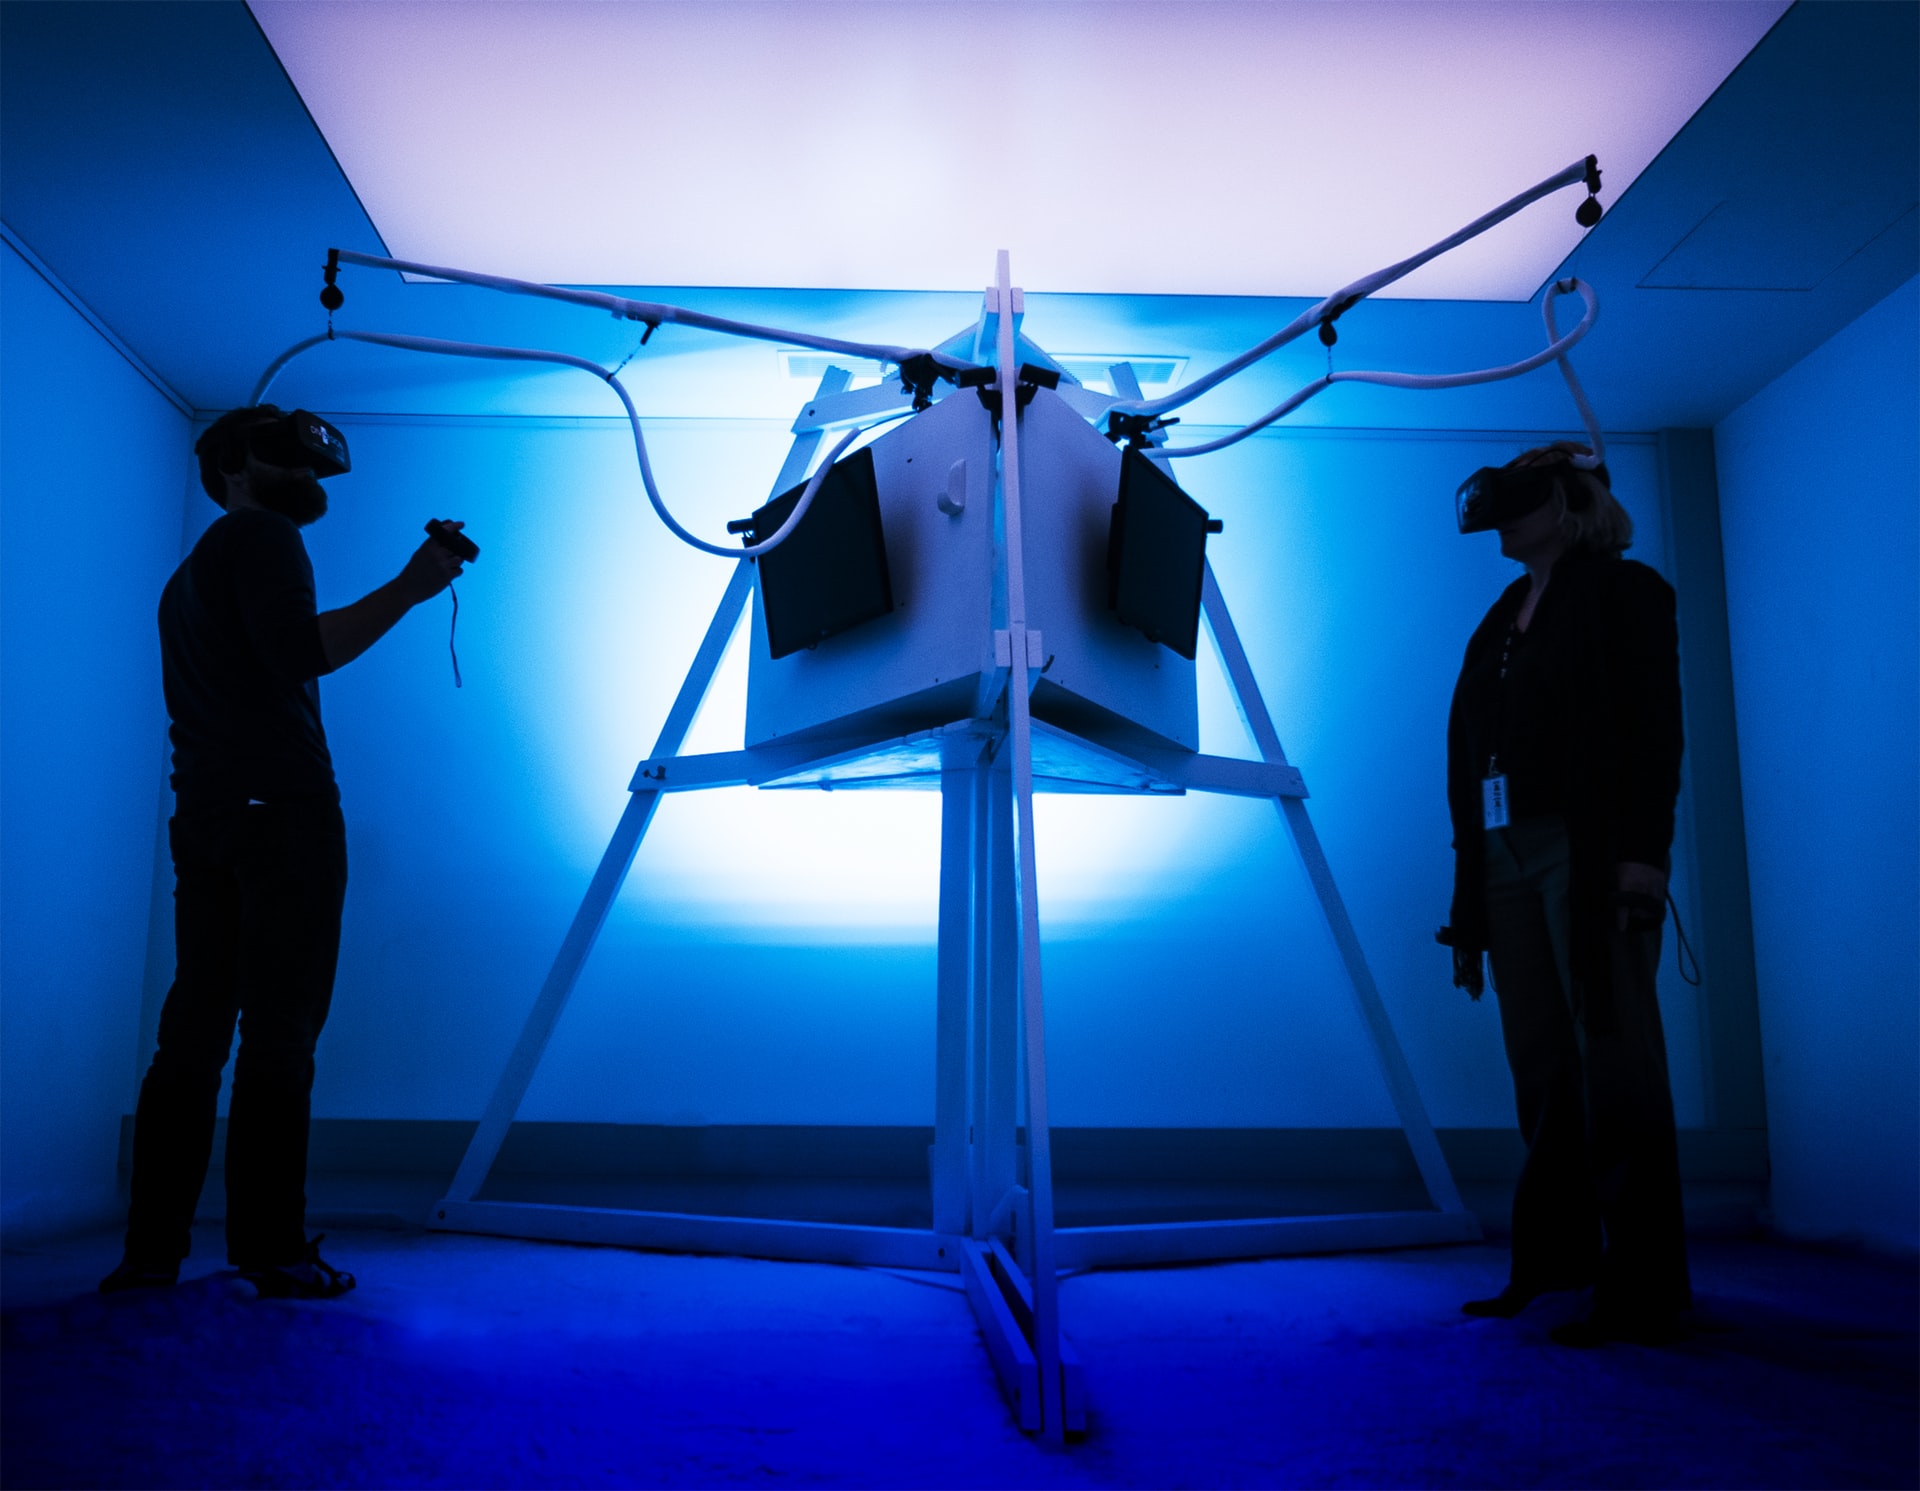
[200,407,351,479]
[1455,454,1609,534]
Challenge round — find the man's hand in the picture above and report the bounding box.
[318,520,469,670]
[398,522,467,603]
[1614,861,1668,932]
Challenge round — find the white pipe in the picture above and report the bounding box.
[1151,278,1603,460]
[330,249,969,374]
[250,327,898,558]
[1115,157,1595,420]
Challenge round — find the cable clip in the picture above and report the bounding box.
[1316,290,1361,354]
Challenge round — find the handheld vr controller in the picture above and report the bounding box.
[425,519,480,563]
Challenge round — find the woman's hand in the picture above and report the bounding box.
[1614,861,1668,932]
[1451,944,1486,999]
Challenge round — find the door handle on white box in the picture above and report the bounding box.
[938,459,966,516]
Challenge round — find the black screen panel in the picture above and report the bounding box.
[752,446,894,661]
[1107,449,1212,659]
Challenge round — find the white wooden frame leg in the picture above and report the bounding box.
[439,371,851,1209]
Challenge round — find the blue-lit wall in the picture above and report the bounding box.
[1715,275,1920,1254]
[140,410,1703,1133]
[0,241,189,1240]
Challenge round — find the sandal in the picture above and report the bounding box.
[241,1234,356,1299]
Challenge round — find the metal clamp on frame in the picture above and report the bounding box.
[975,362,1061,430]
[1103,410,1180,451]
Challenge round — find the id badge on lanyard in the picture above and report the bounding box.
[1482,773,1510,830]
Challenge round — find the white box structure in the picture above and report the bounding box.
[746,384,1196,757]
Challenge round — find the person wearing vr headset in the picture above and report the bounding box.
[100,405,466,1299]
[1440,442,1689,1347]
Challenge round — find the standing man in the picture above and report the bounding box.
[100,405,466,1298]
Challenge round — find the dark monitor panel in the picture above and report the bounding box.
[1107,449,1217,660]
[750,445,894,661]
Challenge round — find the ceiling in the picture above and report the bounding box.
[250,0,1785,302]
[1,1,1914,433]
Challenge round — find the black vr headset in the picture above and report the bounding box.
[198,406,351,480]
[1455,454,1609,534]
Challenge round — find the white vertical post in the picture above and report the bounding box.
[933,741,982,1235]
[993,250,1066,1441]
[975,751,1020,1233]
[1199,563,1468,1216]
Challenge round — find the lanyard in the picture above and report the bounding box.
[1487,620,1521,778]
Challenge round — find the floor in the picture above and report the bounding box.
[3,1218,1914,1488]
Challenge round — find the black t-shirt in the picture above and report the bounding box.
[159,509,338,810]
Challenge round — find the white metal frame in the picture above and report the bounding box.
[428,262,1478,1444]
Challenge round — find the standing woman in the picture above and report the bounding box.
[1441,442,1690,1346]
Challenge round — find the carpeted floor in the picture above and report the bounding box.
[3,1223,1914,1488]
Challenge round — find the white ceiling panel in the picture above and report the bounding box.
[251,0,1788,301]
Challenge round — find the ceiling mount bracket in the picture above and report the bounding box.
[1577,154,1604,227]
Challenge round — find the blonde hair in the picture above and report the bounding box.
[1510,442,1633,554]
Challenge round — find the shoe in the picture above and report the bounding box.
[239,1234,356,1300]
[1462,1285,1540,1318]
[1462,1277,1590,1318]
[1549,1310,1687,1348]
[98,1260,179,1294]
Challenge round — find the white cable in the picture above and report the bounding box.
[1114,157,1596,420]
[250,327,900,558]
[330,249,970,375]
[1542,279,1607,471]
[1151,279,1603,460]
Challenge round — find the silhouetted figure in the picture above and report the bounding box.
[1440,443,1691,1346]
[100,406,465,1299]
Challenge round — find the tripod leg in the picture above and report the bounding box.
[1199,561,1469,1218]
[441,560,756,1206]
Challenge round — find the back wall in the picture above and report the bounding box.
[140,410,1700,1137]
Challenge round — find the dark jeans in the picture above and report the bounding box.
[1485,816,1691,1319]
[124,800,347,1271]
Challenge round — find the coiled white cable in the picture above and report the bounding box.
[250,328,900,558]
[1148,278,1605,462]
